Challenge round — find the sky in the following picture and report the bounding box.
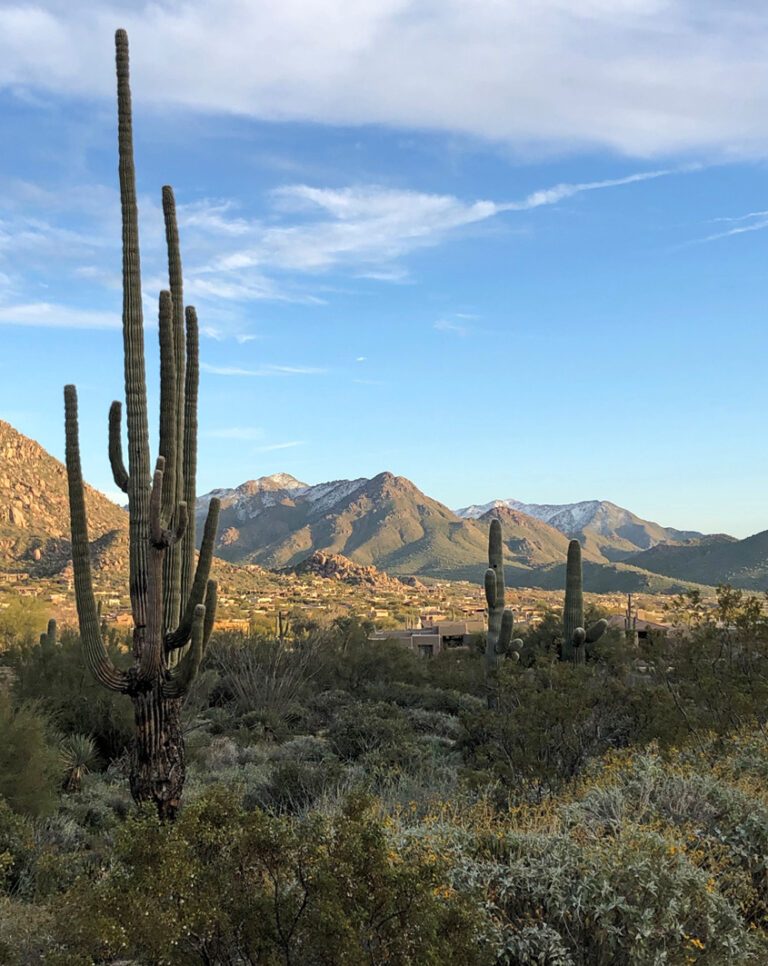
[0,1,767,538]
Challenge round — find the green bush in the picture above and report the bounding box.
[54,788,487,965]
[0,694,60,817]
[8,630,133,761]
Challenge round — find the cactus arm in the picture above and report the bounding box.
[157,291,177,523]
[163,604,205,698]
[164,497,220,652]
[497,607,514,653]
[586,619,608,644]
[202,579,217,649]
[64,385,129,694]
[180,305,199,608]
[484,568,498,611]
[162,186,186,513]
[137,458,168,683]
[108,401,129,493]
[116,28,152,634]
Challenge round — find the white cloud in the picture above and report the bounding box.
[0,301,121,328]
[690,209,768,244]
[206,427,265,440]
[199,172,678,281]
[1,2,768,157]
[200,362,326,376]
[434,319,468,336]
[254,440,304,452]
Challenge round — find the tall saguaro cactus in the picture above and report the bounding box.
[562,539,607,663]
[64,29,220,820]
[484,519,521,708]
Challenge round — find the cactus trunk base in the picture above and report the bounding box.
[129,689,185,821]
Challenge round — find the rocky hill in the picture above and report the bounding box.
[0,420,128,576]
[623,532,768,590]
[285,550,420,589]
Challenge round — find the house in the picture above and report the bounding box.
[368,619,484,657]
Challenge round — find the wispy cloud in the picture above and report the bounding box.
[254,440,304,452]
[434,318,469,336]
[201,362,326,376]
[206,427,265,440]
[689,209,768,245]
[197,171,683,285]
[0,302,121,328]
[0,168,693,335]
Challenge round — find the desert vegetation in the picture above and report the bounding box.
[1,584,768,962]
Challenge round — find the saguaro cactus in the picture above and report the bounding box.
[39,618,57,647]
[562,539,607,663]
[64,29,220,820]
[484,519,521,708]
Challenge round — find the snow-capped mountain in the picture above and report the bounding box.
[196,473,369,522]
[456,498,706,559]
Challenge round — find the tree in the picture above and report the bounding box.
[64,30,219,820]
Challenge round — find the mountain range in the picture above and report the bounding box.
[2,418,766,593]
[195,471,747,591]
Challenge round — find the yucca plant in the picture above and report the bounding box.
[59,733,98,793]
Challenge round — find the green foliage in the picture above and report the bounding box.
[459,657,685,796]
[0,693,60,817]
[328,700,417,766]
[8,629,133,760]
[55,788,486,965]
[0,797,34,893]
[0,596,49,649]
[59,734,98,793]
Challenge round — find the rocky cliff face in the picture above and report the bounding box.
[0,420,128,575]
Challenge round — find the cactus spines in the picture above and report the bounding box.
[562,538,606,663]
[64,30,219,819]
[484,518,520,707]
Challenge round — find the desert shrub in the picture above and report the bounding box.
[0,897,57,965]
[427,647,487,694]
[8,629,133,761]
[54,788,487,965]
[572,748,768,930]
[0,797,34,894]
[459,658,688,798]
[319,637,427,694]
[0,693,60,817]
[328,700,417,766]
[206,636,320,725]
[477,827,759,964]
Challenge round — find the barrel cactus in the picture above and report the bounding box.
[562,539,607,663]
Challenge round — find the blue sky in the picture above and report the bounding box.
[0,1,767,537]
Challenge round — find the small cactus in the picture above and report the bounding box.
[39,618,57,647]
[562,539,607,663]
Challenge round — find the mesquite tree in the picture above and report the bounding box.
[64,29,220,820]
